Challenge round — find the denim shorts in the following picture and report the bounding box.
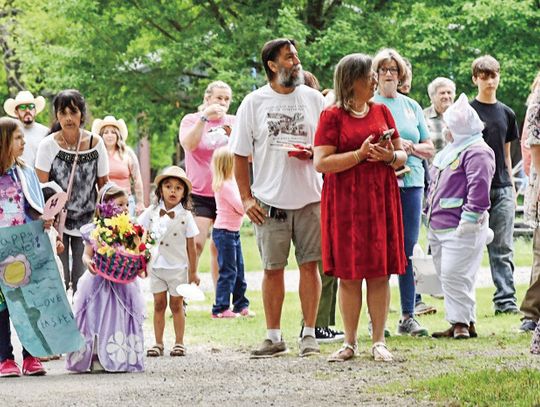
[254,201,321,270]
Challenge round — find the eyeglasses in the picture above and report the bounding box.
[378,67,399,75]
[17,103,36,111]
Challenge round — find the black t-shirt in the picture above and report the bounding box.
[470,99,519,188]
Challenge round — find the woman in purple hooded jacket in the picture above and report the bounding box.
[425,93,495,340]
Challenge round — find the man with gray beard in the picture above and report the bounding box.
[230,38,325,358]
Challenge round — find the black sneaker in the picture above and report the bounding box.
[314,327,342,344]
[327,327,345,342]
[519,319,538,332]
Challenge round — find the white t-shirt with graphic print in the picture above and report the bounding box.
[229,84,324,210]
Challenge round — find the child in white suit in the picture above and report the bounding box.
[138,166,199,358]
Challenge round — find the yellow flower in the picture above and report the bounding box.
[97,246,109,255]
[104,213,133,236]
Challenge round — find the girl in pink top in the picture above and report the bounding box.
[92,116,145,217]
[179,81,235,289]
[210,147,253,318]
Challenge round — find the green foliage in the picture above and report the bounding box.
[2,0,539,169]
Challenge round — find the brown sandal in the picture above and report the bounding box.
[146,344,164,357]
[327,343,357,362]
[170,344,186,357]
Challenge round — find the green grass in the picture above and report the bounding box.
[403,369,540,407]
[147,283,538,405]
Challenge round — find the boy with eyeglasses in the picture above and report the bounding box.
[3,91,49,168]
[470,55,520,316]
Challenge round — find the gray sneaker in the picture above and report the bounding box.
[299,335,320,357]
[250,339,289,359]
[397,317,429,337]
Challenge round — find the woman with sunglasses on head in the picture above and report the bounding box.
[179,81,235,289]
[35,89,109,294]
[372,49,435,338]
[92,116,145,217]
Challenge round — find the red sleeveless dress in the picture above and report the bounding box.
[315,104,406,280]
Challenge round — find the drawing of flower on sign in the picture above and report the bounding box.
[0,255,31,288]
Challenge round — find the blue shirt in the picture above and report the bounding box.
[374,93,430,187]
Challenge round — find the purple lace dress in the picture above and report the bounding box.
[65,223,146,373]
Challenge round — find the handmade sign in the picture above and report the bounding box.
[0,220,84,356]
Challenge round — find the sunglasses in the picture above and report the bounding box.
[17,103,36,111]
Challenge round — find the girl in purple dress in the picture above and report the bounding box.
[66,184,145,373]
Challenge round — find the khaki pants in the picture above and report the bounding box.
[520,228,540,322]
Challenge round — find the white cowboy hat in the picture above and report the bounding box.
[154,166,192,194]
[91,115,129,141]
[3,91,46,118]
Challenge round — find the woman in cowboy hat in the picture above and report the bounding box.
[35,89,109,294]
[3,90,48,167]
[92,116,145,217]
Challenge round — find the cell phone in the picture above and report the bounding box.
[379,128,395,144]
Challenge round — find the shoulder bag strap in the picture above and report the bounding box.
[64,130,82,201]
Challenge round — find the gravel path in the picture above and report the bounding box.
[1,266,533,406]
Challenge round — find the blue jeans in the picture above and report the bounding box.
[212,228,249,314]
[399,187,423,317]
[0,308,30,362]
[488,186,517,312]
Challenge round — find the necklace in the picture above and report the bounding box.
[60,130,80,151]
[350,103,369,118]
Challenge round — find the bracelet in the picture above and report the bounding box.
[352,149,362,163]
[200,115,209,123]
[386,152,397,166]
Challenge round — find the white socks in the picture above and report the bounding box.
[302,327,315,338]
[267,329,281,343]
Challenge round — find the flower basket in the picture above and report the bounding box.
[92,247,146,284]
[85,200,154,284]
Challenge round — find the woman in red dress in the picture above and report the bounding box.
[314,53,407,362]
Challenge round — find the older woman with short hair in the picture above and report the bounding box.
[373,48,434,337]
[314,53,407,362]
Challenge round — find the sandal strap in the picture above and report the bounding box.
[371,341,392,361]
[340,342,358,354]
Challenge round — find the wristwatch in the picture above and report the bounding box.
[200,115,209,123]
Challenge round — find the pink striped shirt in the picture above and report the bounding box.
[213,179,244,231]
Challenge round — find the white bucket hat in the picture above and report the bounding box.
[91,115,129,141]
[3,91,46,118]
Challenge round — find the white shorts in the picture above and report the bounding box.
[149,267,188,296]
